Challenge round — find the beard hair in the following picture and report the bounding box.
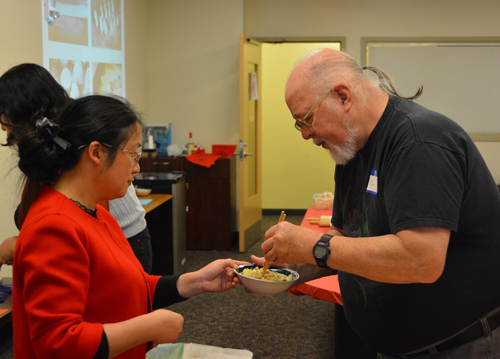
[315,117,359,165]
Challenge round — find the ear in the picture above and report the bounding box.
[333,83,353,112]
[87,141,104,166]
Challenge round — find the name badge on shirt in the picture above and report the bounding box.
[366,169,378,195]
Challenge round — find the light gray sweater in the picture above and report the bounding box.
[109,184,147,238]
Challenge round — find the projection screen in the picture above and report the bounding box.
[41,0,125,99]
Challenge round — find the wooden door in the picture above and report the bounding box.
[238,34,263,252]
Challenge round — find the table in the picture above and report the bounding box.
[139,194,172,214]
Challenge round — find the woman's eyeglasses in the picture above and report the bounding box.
[78,143,141,164]
[101,143,142,164]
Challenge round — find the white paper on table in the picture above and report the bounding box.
[185,343,253,359]
[147,343,253,359]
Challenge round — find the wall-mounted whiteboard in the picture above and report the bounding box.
[41,0,125,99]
[365,40,500,140]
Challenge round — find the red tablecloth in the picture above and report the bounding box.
[288,205,343,305]
[299,206,332,233]
[288,275,342,305]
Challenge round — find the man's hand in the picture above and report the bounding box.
[262,222,322,266]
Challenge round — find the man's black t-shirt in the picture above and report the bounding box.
[332,96,500,355]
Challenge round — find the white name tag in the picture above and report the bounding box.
[366,169,378,195]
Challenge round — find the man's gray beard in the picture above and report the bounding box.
[315,120,359,165]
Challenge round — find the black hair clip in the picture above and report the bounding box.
[36,117,60,138]
[36,118,72,150]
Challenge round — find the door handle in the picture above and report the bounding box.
[239,140,253,161]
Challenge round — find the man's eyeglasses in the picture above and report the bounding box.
[101,143,142,164]
[294,89,332,131]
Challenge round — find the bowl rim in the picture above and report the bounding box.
[234,264,299,282]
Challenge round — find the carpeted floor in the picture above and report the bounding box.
[168,214,337,359]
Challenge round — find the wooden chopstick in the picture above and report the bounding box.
[263,211,286,274]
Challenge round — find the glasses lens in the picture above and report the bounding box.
[294,119,312,132]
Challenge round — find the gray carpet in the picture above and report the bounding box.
[168,215,336,359]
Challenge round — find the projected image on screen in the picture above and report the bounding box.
[49,58,91,99]
[93,62,123,96]
[48,0,88,46]
[43,0,125,97]
[91,0,122,50]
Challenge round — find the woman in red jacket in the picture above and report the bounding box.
[13,94,242,359]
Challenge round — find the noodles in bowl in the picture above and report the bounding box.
[235,264,299,296]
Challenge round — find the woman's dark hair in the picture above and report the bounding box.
[0,63,69,146]
[17,94,143,225]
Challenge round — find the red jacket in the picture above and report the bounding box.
[13,187,161,358]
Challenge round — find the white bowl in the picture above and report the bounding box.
[135,188,152,196]
[234,264,299,296]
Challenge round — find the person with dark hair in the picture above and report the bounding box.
[0,63,69,147]
[0,63,70,267]
[0,63,153,274]
[12,94,243,359]
[254,48,500,358]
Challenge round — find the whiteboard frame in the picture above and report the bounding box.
[361,37,500,142]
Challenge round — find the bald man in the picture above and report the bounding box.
[254,48,500,358]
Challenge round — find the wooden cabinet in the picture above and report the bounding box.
[139,156,237,250]
[139,157,184,173]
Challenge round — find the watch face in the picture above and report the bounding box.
[314,246,327,258]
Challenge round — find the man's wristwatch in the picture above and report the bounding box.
[313,234,333,268]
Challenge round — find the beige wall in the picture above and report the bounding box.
[146,0,243,149]
[244,0,500,187]
[124,0,150,114]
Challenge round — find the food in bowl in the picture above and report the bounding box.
[235,264,299,296]
[242,266,295,282]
